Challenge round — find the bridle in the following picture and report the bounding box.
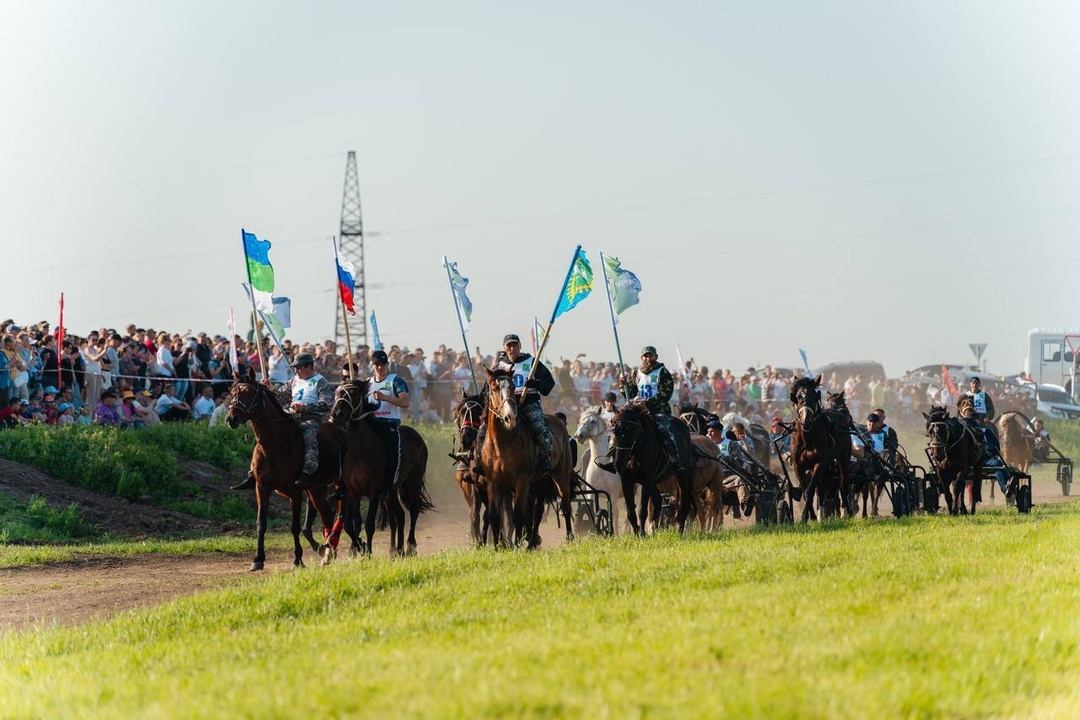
[456,396,485,449]
[229,382,267,418]
[611,413,671,484]
[487,376,517,428]
[575,409,605,441]
[793,385,821,429]
[331,381,374,425]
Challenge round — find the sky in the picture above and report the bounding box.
[2,1,1079,377]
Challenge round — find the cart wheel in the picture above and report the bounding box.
[892,483,910,518]
[1016,484,1033,514]
[595,508,613,537]
[1058,464,1072,496]
[776,499,794,525]
[756,493,778,525]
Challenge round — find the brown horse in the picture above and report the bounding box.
[328,379,434,556]
[788,374,852,521]
[452,389,489,545]
[997,411,1034,474]
[609,401,695,535]
[225,368,343,571]
[924,404,983,515]
[478,367,574,549]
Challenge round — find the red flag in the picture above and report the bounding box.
[941,365,958,399]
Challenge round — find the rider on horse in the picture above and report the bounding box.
[231,352,333,491]
[471,333,557,476]
[364,349,411,493]
[597,345,685,477]
[962,376,1001,455]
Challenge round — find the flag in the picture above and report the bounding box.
[271,296,291,329]
[942,365,959,399]
[602,254,642,317]
[445,259,473,329]
[799,349,811,374]
[336,256,357,315]
[553,246,594,319]
[241,284,289,351]
[57,292,65,389]
[228,307,239,372]
[370,311,382,351]
[242,229,275,312]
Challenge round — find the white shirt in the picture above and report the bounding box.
[193,395,216,420]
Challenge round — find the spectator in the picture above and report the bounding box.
[119,390,143,428]
[155,383,192,422]
[208,391,230,427]
[0,397,26,427]
[94,388,123,427]
[192,385,216,421]
[56,402,76,426]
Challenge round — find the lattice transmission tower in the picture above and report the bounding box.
[334,151,367,348]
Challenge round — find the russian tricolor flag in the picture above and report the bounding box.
[337,257,357,315]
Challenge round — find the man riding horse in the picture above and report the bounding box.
[596,345,685,478]
[471,333,557,476]
[231,352,334,491]
[361,349,411,494]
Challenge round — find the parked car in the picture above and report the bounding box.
[1017,382,1080,421]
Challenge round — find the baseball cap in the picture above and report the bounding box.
[502,334,521,345]
[371,350,389,364]
[603,392,617,402]
[641,345,657,356]
[867,413,881,422]
[58,402,73,412]
[705,419,722,430]
[44,386,59,395]
[290,352,315,368]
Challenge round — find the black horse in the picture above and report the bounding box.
[788,374,853,521]
[452,389,489,545]
[609,401,695,535]
[923,404,983,515]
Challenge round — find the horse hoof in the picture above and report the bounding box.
[294,559,305,569]
[406,543,417,557]
[249,561,264,572]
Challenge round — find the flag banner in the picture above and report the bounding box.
[336,256,357,315]
[242,229,275,312]
[602,253,642,317]
[228,307,239,372]
[676,343,692,384]
[370,311,382,351]
[272,296,291,329]
[799,348,811,374]
[444,259,473,329]
[241,283,289,349]
[553,246,594,320]
[942,365,959,399]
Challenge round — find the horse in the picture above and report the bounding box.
[923,404,983,515]
[679,403,772,470]
[478,367,575,548]
[823,390,883,518]
[452,389,489,545]
[328,379,434,556]
[609,401,695,536]
[997,411,1034,475]
[573,405,624,534]
[686,435,738,531]
[788,374,852,521]
[225,368,344,571]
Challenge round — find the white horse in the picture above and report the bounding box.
[573,406,624,534]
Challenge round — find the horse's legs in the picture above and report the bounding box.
[301,499,319,552]
[251,487,270,571]
[644,485,661,534]
[289,496,305,568]
[363,494,379,556]
[621,478,643,536]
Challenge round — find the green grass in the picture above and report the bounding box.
[0,535,259,568]
[0,495,100,544]
[3,503,1080,718]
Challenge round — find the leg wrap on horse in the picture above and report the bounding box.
[298,419,321,476]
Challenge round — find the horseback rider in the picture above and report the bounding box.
[599,391,619,430]
[962,376,1001,455]
[231,352,332,491]
[597,345,685,477]
[471,334,557,476]
[364,349,411,493]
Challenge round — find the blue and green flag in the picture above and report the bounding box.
[552,246,594,320]
[242,229,275,312]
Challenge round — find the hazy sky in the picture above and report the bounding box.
[3,1,1078,376]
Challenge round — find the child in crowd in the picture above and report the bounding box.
[56,402,76,426]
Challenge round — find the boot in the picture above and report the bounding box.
[326,484,346,502]
[538,452,552,476]
[594,457,616,474]
[230,470,256,491]
[294,470,314,489]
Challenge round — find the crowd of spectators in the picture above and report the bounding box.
[1,316,1009,433]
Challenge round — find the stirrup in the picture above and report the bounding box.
[230,472,256,491]
[594,459,616,474]
[294,471,314,489]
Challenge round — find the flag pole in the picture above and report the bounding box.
[241,228,269,386]
[57,292,65,390]
[333,237,355,377]
[443,256,478,393]
[600,252,629,402]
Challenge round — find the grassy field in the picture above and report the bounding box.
[3,502,1080,719]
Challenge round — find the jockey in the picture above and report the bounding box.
[607,345,685,477]
[599,391,619,430]
[851,413,898,475]
[232,352,332,491]
[472,333,557,475]
[364,349,411,493]
[1030,418,1051,463]
[962,376,1002,456]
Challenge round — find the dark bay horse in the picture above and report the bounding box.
[329,379,434,556]
[478,367,574,549]
[452,389,489,545]
[226,368,343,571]
[609,401,694,535]
[789,374,852,521]
[924,404,983,515]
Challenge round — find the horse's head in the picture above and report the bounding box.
[610,402,652,470]
[226,367,265,428]
[574,405,606,442]
[923,405,951,454]
[825,390,848,414]
[329,378,377,426]
[484,366,518,429]
[790,374,823,429]
[453,389,487,452]
[956,395,976,419]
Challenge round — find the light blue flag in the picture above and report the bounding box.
[799,348,811,374]
[602,254,642,318]
[370,311,382,351]
[445,259,473,329]
[552,246,594,320]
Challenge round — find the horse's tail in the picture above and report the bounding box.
[414,468,435,514]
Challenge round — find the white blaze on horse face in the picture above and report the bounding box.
[574,410,603,441]
[493,378,517,428]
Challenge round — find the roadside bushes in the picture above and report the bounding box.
[0,424,253,502]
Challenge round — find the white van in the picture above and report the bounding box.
[1024,328,1080,395]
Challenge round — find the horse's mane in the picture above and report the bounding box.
[789,376,819,404]
[612,400,659,429]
